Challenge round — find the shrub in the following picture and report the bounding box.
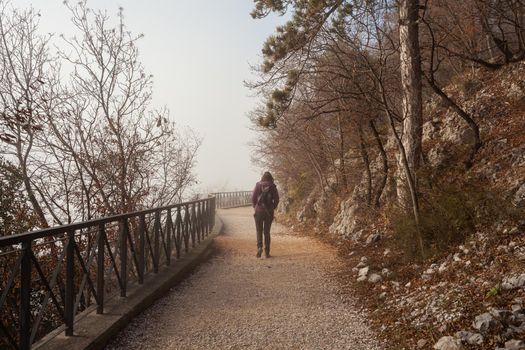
[389,174,519,262]
[486,284,501,298]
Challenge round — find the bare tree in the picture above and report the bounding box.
[0,1,57,227]
[44,1,201,217]
[0,0,200,229]
[398,0,423,197]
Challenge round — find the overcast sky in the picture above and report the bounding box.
[13,0,284,193]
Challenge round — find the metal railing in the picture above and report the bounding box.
[0,197,216,350]
[213,191,252,209]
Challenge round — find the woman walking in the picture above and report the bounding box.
[251,172,279,258]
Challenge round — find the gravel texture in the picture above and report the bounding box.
[106,207,382,349]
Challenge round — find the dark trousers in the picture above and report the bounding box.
[254,211,273,253]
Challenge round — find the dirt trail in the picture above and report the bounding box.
[106,207,382,350]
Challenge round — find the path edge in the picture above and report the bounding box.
[33,214,224,350]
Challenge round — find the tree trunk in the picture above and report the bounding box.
[398,0,423,206]
[358,125,372,206]
[386,110,425,258]
[373,57,425,258]
[16,136,49,228]
[370,120,388,208]
[337,114,348,191]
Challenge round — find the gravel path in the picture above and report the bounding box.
[106,207,382,350]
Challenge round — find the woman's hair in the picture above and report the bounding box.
[261,171,274,182]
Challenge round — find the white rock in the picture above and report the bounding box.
[438,263,448,273]
[427,146,448,167]
[441,116,476,145]
[502,274,525,290]
[357,275,367,282]
[519,274,525,287]
[329,201,362,238]
[368,274,382,283]
[472,312,497,333]
[504,339,525,350]
[455,331,483,345]
[381,268,392,277]
[433,336,462,350]
[508,82,524,100]
[356,261,367,268]
[358,266,369,277]
[351,229,365,241]
[417,339,428,349]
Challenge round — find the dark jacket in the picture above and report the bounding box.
[252,181,279,213]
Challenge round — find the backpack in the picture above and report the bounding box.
[257,184,273,211]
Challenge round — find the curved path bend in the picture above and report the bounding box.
[106,207,382,350]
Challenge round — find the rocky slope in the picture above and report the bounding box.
[277,61,525,349]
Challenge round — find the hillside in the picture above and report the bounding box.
[277,61,525,350]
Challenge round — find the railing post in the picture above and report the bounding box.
[183,205,189,253]
[211,197,216,228]
[138,214,146,284]
[208,199,211,229]
[200,201,205,236]
[191,204,196,248]
[65,230,75,336]
[208,198,212,231]
[97,223,105,314]
[166,209,172,266]
[204,200,209,235]
[196,203,201,243]
[20,240,32,350]
[120,218,128,297]
[175,207,182,258]
[153,211,160,273]
[208,199,212,233]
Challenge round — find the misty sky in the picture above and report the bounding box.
[13,0,285,193]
